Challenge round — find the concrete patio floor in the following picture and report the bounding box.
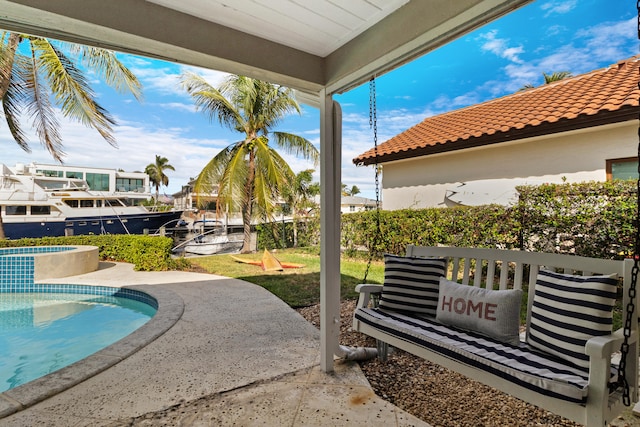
[0,262,429,426]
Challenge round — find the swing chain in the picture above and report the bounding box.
[616,127,639,404]
[615,2,640,405]
[370,78,380,212]
[363,77,382,284]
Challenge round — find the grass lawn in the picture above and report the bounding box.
[188,247,384,308]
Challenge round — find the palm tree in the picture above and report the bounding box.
[281,169,320,247]
[520,71,573,90]
[145,155,175,202]
[181,73,319,253]
[0,31,142,239]
[341,184,361,197]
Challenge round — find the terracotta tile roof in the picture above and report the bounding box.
[353,56,640,166]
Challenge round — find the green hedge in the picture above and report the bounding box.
[0,235,189,271]
[339,180,637,260]
[516,181,636,259]
[341,205,521,257]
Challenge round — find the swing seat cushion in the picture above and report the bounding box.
[527,270,618,370]
[378,254,447,316]
[355,307,602,403]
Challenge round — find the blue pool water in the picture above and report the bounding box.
[0,291,156,393]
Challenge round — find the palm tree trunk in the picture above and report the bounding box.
[241,149,256,253]
[292,214,298,247]
[0,33,20,240]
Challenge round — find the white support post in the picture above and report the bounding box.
[319,89,342,372]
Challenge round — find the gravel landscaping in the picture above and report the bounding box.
[296,300,640,427]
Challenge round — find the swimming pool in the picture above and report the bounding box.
[0,285,157,393]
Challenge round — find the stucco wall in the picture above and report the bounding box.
[381,122,636,210]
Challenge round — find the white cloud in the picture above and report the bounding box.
[0,111,231,196]
[478,30,525,64]
[540,0,577,16]
[336,106,438,197]
[503,17,636,84]
[154,102,197,113]
[184,66,230,88]
[443,16,636,106]
[575,18,637,67]
[502,62,543,88]
[432,92,482,110]
[546,25,567,36]
[126,61,230,100]
[128,65,184,97]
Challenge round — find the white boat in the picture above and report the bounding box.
[170,219,244,255]
[0,163,182,239]
[181,231,244,255]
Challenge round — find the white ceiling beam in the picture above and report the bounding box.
[0,0,326,93]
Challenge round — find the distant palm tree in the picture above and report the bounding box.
[145,155,175,202]
[341,184,361,196]
[181,73,319,253]
[281,169,320,247]
[0,31,142,239]
[520,71,573,90]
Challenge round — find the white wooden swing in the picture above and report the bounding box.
[350,56,640,427]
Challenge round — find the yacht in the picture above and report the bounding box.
[171,219,244,255]
[0,163,182,239]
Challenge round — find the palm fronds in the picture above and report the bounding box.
[0,31,143,162]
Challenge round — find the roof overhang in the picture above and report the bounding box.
[0,0,532,96]
[356,107,640,166]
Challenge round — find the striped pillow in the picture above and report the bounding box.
[379,254,447,316]
[527,269,618,370]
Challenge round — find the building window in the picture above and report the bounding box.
[36,169,63,177]
[6,205,26,215]
[66,171,84,179]
[350,205,356,212]
[116,178,144,192]
[86,173,110,191]
[607,157,638,181]
[31,206,51,215]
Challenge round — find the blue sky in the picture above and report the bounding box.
[0,0,637,198]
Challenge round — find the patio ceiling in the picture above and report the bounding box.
[0,0,532,96]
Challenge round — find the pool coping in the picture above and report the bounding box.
[0,284,184,419]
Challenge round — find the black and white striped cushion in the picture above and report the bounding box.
[354,307,598,403]
[379,254,446,316]
[527,269,618,370]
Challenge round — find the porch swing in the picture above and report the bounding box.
[350,13,640,426]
